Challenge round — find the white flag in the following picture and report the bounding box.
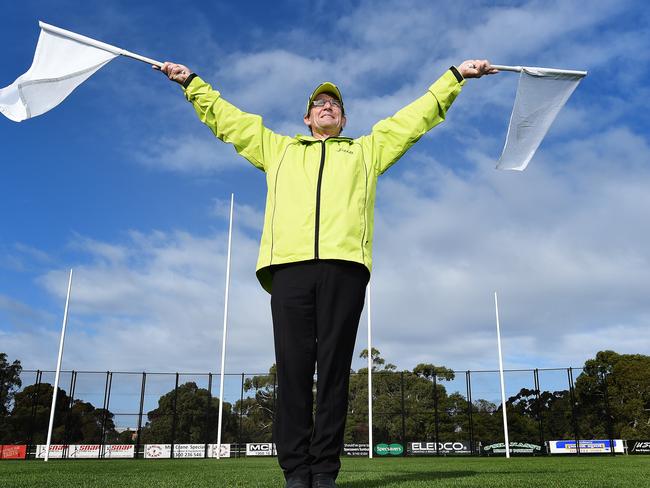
[0,22,122,122]
[497,67,586,171]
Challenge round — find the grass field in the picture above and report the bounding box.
[0,456,648,487]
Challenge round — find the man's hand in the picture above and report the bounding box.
[155,62,192,85]
[457,59,498,79]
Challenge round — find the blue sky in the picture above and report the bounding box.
[2,0,650,400]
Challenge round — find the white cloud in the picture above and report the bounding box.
[212,197,264,231]
[21,228,273,374]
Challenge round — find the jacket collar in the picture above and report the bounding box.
[295,134,354,143]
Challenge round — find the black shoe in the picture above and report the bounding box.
[312,474,337,488]
[285,476,310,488]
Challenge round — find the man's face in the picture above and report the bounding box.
[303,93,346,138]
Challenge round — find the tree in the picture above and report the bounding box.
[0,353,22,416]
[3,381,117,444]
[575,350,650,438]
[140,381,237,444]
[234,366,277,443]
[346,351,461,444]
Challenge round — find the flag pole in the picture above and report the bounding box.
[491,64,587,76]
[367,282,373,459]
[491,65,523,72]
[44,269,73,462]
[38,21,163,67]
[494,291,510,459]
[216,193,234,459]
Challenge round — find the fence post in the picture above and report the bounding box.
[135,372,147,459]
[567,368,580,455]
[466,371,474,455]
[601,372,615,456]
[171,373,179,458]
[204,373,213,458]
[238,373,245,458]
[100,372,113,458]
[27,370,42,454]
[400,371,406,455]
[62,370,77,458]
[534,369,544,452]
[432,371,439,456]
[272,372,277,436]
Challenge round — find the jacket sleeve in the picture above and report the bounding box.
[364,69,465,175]
[183,76,288,172]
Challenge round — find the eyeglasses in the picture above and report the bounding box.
[311,98,342,109]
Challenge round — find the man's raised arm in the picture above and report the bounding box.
[367,59,497,175]
[155,62,290,173]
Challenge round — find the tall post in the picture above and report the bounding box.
[366,283,373,458]
[494,291,510,458]
[217,193,234,459]
[135,372,147,459]
[45,269,73,462]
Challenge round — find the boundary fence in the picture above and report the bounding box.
[1,366,642,459]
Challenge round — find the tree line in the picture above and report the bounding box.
[1,350,648,446]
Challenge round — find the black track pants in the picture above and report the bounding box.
[271,260,369,480]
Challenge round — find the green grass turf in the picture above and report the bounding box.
[0,456,648,487]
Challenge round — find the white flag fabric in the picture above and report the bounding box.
[0,22,121,122]
[497,67,586,171]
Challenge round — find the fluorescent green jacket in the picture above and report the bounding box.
[183,69,465,293]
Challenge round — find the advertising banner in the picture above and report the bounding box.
[246,443,276,456]
[549,440,624,454]
[482,442,542,455]
[407,442,471,455]
[144,444,172,459]
[0,445,27,459]
[628,440,650,454]
[374,443,404,456]
[342,444,369,456]
[68,445,102,458]
[36,445,68,458]
[207,443,231,458]
[171,444,207,458]
[104,445,135,458]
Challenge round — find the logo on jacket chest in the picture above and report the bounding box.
[336,147,355,155]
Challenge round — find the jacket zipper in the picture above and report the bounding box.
[314,140,326,259]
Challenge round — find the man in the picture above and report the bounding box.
[159,59,496,488]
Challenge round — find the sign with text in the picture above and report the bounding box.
[549,440,624,454]
[0,445,27,459]
[36,444,67,458]
[171,444,207,458]
[342,443,369,456]
[104,445,135,458]
[246,443,276,456]
[482,442,542,455]
[407,441,471,455]
[375,443,404,456]
[628,440,650,454]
